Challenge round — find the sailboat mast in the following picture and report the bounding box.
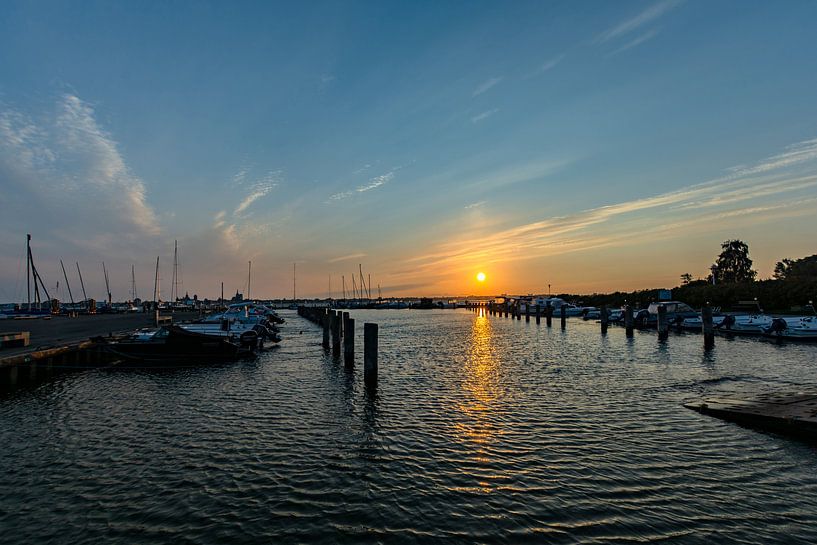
[76,262,87,302]
[342,275,346,300]
[292,262,296,301]
[368,274,371,299]
[351,274,357,300]
[26,234,31,310]
[131,265,137,301]
[247,260,252,300]
[171,240,178,303]
[60,259,75,304]
[103,262,112,304]
[328,273,331,300]
[153,256,160,305]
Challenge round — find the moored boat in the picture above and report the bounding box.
[93,325,253,363]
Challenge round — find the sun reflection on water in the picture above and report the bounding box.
[452,314,508,492]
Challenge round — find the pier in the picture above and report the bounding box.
[1,312,199,390]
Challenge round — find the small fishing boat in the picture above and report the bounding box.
[94,325,253,363]
[763,316,817,341]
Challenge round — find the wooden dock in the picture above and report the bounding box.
[684,391,817,439]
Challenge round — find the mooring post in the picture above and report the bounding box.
[516,303,521,320]
[600,305,608,335]
[364,322,378,384]
[546,302,552,327]
[504,303,508,318]
[625,305,634,338]
[322,310,330,349]
[525,303,530,322]
[331,312,341,355]
[702,305,715,349]
[657,304,669,341]
[535,304,541,325]
[560,305,566,329]
[344,317,355,366]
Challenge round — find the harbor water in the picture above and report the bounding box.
[2,309,817,544]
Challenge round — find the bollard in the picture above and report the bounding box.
[657,304,668,341]
[331,312,341,355]
[535,304,541,325]
[546,302,552,327]
[344,318,355,366]
[625,305,634,338]
[560,305,566,329]
[702,305,715,349]
[364,323,378,384]
[600,305,608,335]
[322,311,330,349]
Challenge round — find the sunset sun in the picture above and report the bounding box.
[476,272,486,282]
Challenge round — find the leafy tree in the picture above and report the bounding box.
[773,254,817,280]
[711,240,756,283]
[680,273,693,285]
[773,259,793,280]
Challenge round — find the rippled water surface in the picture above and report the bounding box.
[2,309,817,544]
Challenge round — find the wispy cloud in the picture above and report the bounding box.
[473,77,503,97]
[232,170,279,216]
[595,0,682,44]
[357,172,393,192]
[398,137,817,277]
[472,108,499,123]
[328,252,367,263]
[327,169,397,202]
[464,201,487,209]
[607,29,659,56]
[0,94,159,248]
[538,54,565,73]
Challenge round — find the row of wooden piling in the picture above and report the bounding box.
[466,300,716,349]
[297,306,379,383]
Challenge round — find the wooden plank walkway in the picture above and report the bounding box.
[684,391,817,439]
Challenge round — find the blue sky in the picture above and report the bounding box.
[1,1,816,299]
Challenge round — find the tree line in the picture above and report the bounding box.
[560,240,816,313]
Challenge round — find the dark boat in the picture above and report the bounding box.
[93,325,250,363]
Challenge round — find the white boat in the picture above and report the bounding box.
[681,314,727,330]
[763,316,817,340]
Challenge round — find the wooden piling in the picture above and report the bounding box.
[535,304,541,325]
[516,303,521,320]
[525,303,530,322]
[546,302,552,327]
[600,304,608,335]
[657,304,669,341]
[504,304,508,318]
[702,305,715,349]
[364,322,378,384]
[560,305,566,329]
[344,317,355,366]
[331,312,341,355]
[625,305,634,338]
[322,310,330,349]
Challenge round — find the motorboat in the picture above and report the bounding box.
[763,316,817,340]
[94,325,253,363]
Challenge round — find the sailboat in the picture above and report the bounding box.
[14,234,54,316]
